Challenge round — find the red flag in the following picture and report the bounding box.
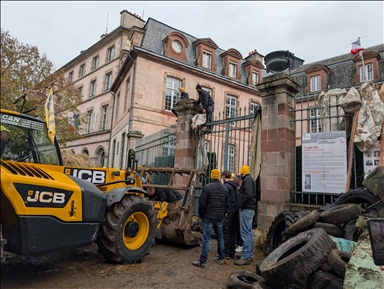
[350,39,365,55]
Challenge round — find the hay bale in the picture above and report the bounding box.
[61,149,94,168]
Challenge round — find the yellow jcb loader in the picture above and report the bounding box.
[0,109,203,264]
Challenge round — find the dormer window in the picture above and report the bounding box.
[163,32,189,62]
[203,51,212,69]
[252,71,259,86]
[229,63,237,78]
[305,64,329,93]
[310,75,321,92]
[220,48,242,80]
[360,63,373,81]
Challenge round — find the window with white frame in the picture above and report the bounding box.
[310,75,321,92]
[250,102,259,115]
[226,95,237,119]
[203,51,212,69]
[120,133,125,169]
[229,63,237,78]
[202,87,213,98]
[92,56,99,70]
[309,108,322,133]
[68,71,74,82]
[252,71,259,86]
[79,64,85,77]
[227,144,235,173]
[107,46,115,61]
[86,110,93,133]
[90,80,96,97]
[105,72,113,90]
[165,77,181,111]
[360,63,373,81]
[163,134,176,156]
[102,105,108,130]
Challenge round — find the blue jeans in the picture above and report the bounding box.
[200,218,225,264]
[239,209,255,260]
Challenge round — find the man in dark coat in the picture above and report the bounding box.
[193,84,215,132]
[147,187,182,203]
[171,87,189,117]
[221,170,238,259]
[192,169,229,267]
[234,165,256,266]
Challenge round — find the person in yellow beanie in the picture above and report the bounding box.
[192,168,229,267]
[234,165,256,266]
[171,87,189,117]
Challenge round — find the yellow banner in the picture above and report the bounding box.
[45,88,56,143]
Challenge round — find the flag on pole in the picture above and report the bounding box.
[350,39,365,55]
[45,88,56,143]
[70,112,79,134]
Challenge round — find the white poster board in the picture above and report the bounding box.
[363,140,381,178]
[302,131,347,194]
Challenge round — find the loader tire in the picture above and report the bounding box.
[259,228,336,289]
[96,195,157,264]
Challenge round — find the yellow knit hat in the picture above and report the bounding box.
[240,165,250,176]
[179,87,185,92]
[230,173,235,180]
[210,169,220,180]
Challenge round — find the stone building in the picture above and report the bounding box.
[60,10,264,167]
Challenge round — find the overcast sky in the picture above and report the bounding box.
[1,1,383,70]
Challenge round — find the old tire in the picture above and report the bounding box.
[265,212,286,257]
[333,188,383,214]
[287,210,320,236]
[97,195,157,264]
[319,204,360,224]
[342,219,361,241]
[327,249,351,278]
[306,270,343,289]
[313,222,343,237]
[259,228,336,289]
[228,270,265,289]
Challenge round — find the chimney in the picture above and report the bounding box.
[120,10,145,28]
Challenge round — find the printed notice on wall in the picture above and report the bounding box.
[363,140,381,178]
[302,131,347,194]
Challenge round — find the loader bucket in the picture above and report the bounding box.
[143,167,205,246]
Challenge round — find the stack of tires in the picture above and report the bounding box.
[227,188,384,289]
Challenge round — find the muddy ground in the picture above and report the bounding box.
[1,238,264,289]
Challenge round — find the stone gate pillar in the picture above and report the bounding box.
[256,72,301,229]
[173,100,201,185]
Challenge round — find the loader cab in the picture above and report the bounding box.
[0,109,62,165]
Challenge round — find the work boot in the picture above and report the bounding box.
[234,258,251,266]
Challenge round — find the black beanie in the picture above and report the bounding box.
[196,84,202,89]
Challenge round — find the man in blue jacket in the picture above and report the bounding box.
[234,165,256,265]
[221,170,238,259]
[192,169,229,267]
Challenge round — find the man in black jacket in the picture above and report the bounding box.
[221,170,238,259]
[234,165,256,266]
[192,169,229,267]
[171,87,189,117]
[147,187,182,203]
[193,84,215,133]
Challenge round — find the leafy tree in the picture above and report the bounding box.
[0,29,85,145]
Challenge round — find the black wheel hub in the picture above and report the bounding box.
[125,221,139,238]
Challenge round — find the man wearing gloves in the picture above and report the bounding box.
[192,169,229,267]
[234,165,256,266]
